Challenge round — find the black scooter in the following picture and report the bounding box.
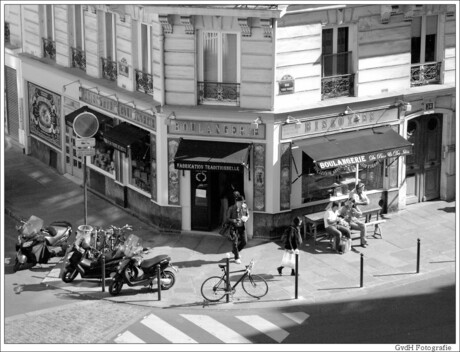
[15,216,72,272]
[61,225,130,283]
[109,234,177,296]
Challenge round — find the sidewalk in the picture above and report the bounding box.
[3,136,457,310]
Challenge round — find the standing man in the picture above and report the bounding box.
[227,194,249,264]
[349,182,370,206]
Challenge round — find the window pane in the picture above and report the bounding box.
[105,13,114,59]
[222,33,237,83]
[322,29,333,55]
[425,34,436,62]
[411,17,422,37]
[46,5,53,39]
[203,32,218,81]
[337,27,348,53]
[411,37,421,64]
[426,16,437,35]
[322,29,333,77]
[141,24,150,72]
[75,5,83,49]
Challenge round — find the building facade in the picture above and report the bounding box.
[3,3,457,239]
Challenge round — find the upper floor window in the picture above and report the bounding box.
[321,27,354,100]
[105,12,116,60]
[135,22,154,95]
[74,5,85,50]
[197,31,240,106]
[45,4,55,40]
[322,27,350,77]
[200,31,239,83]
[411,16,437,64]
[410,16,441,86]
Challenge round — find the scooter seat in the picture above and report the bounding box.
[140,254,170,269]
[45,226,69,237]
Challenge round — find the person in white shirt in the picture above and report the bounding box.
[323,201,351,254]
[349,182,370,206]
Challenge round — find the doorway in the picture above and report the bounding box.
[190,170,244,232]
[405,113,442,204]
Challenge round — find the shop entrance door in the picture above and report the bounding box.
[405,114,442,204]
[191,170,244,232]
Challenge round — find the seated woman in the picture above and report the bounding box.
[323,201,351,254]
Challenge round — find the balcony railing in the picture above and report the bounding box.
[411,62,441,87]
[71,47,86,72]
[42,38,56,60]
[197,81,240,106]
[5,22,10,44]
[135,69,154,95]
[321,74,355,100]
[101,57,118,81]
[321,51,354,99]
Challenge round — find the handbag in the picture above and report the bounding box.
[281,249,296,269]
[219,222,237,241]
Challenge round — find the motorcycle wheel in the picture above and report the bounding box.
[62,267,78,283]
[109,277,124,296]
[161,270,176,290]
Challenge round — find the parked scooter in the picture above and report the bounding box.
[109,234,177,296]
[61,225,131,283]
[14,215,72,272]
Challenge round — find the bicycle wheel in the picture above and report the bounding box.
[242,274,268,298]
[201,276,227,302]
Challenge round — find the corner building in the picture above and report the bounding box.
[3,4,456,239]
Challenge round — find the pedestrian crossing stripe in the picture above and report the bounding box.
[181,314,252,344]
[114,311,309,344]
[236,315,289,343]
[141,314,198,343]
[114,330,145,344]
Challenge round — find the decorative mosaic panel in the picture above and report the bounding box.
[167,138,180,205]
[253,144,266,211]
[150,134,157,202]
[280,142,291,210]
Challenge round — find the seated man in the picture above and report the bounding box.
[323,201,351,254]
[339,199,368,247]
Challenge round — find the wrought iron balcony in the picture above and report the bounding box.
[321,74,355,100]
[71,47,86,71]
[101,57,117,81]
[411,62,441,87]
[42,38,56,60]
[5,22,10,44]
[135,69,154,95]
[197,81,240,106]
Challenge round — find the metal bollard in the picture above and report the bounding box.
[295,251,299,299]
[360,253,364,288]
[226,255,230,303]
[156,264,161,301]
[101,254,106,292]
[416,238,421,273]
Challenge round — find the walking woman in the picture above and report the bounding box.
[277,216,303,276]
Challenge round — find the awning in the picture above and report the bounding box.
[65,106,111,127]
[102,122,149,154]
[174,139,252,172]
[297,126,413,170]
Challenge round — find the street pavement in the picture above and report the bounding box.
[3,136,457,310]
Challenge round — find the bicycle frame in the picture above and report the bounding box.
[218,267,250,293]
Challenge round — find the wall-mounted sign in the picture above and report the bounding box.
[80,87,156,132]
[169,120,265,139]
[278,75,294,95]
[118,58,129,77]
[282,107,399,140]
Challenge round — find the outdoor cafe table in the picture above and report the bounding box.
[303,204,382,249]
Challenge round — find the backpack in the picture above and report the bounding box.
[280,226,292,244]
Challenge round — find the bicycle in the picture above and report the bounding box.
[201,259,268,302]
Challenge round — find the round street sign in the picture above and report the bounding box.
[73,112,99,138]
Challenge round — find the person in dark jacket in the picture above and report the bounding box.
[277,216,303,276]
[226,194,249,264]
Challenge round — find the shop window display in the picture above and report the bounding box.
[130,138,151,193]
[301,152,383,203]
[92,138,115,174]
